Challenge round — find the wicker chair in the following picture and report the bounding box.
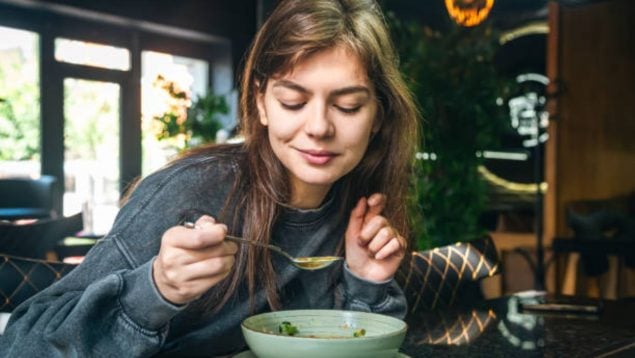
[396,235,500,313]
[0,254,77,313]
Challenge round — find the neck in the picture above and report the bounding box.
[289,182,332,209]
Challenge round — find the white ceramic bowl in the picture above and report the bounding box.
[241,309,408,358]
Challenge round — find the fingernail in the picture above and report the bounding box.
[183,221,196,229]
[369,195,381,206]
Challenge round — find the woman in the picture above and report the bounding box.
[0,0,419,356]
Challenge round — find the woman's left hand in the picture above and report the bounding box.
[344,193,406,282]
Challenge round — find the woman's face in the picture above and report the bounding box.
[257,45,378,208]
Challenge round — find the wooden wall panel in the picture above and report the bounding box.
[545,0,635,239]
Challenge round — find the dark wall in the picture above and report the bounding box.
[381,0,547,31]
[32,0,258,75]
[26,0,549,68]
[35,0,255,36]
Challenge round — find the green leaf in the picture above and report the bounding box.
[389,13,518,250]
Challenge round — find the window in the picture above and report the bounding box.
[63,79,121,235]
[55,38,130,71]
[141,50,209,175]
[0,26,40,178]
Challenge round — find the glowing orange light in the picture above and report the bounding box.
[445,0,495,27]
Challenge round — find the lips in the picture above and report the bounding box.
[297,148,337,165]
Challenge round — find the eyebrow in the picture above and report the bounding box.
[272,80,371,98]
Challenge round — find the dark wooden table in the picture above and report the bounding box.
[401,291,635,357]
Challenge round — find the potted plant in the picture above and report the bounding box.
[389,16,516,249]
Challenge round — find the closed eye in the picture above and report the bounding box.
[335,105,362,114]
[280,102,305,111]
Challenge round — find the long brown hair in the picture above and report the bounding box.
[196,0,419,313]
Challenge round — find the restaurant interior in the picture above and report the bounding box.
[1,0,634,356]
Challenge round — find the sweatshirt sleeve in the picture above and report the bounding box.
[0,236,185,357]
[0,157,236,357]
[337,263,408,320]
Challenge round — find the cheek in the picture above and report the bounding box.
[336,127,372,165]
[264,108,299,141]
[343,115,376,149]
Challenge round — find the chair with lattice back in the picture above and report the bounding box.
[396,235,500,314]
[0,254,77,312]
[0,212,83,259]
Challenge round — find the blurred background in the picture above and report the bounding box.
[0,0,633,300]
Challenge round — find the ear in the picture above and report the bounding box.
[255,83,268,126]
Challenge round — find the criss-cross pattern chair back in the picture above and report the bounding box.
[0,254,77,312]
[397,235,500,313]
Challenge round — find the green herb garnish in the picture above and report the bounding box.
[278,321,299,336]
[353,328,366,337]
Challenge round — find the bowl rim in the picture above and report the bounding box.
[241,309,408,341]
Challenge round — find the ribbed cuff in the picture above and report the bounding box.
[342,263,392,306]
[119,258,186,331]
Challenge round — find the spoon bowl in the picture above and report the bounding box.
[224,234,344,270]
[292,256,344,270]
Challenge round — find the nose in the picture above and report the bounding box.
[304,102,334,138]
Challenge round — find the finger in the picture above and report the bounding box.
[195,215,216,226]
[359,216,389,245]
[155,242,236,283]
[175,222,228,250]
[349,197,367,224]
[221,240,239,255]
[365,193,386,220]
[199,240,239,259]
[185,255,236,281]
[367,227,395,254]
[175,240,239,265]
[190,239,239,256]
[374,237,404,260]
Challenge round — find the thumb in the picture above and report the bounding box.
[346,197,367,240]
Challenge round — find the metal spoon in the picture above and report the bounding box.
[182,221,344,270]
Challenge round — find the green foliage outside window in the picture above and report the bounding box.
[153,75,228,150]
[0,58,40,161]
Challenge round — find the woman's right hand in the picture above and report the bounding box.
[152,215,238,305]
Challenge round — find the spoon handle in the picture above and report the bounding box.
[224,235,293,260]
[182,220,293,260]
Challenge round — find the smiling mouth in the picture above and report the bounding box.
[297,149,337,165]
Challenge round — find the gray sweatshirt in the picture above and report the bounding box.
[0,148,407,357]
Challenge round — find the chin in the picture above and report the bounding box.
[294,170,342,187]
[297,175,338,187]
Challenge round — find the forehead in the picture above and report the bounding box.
[270,45,371,89]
